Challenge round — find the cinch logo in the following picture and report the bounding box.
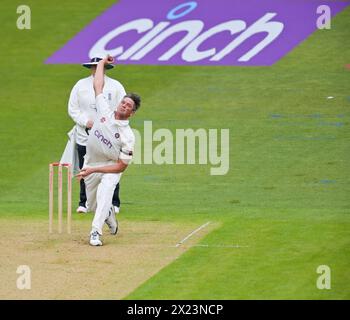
[89,4,284,64]
[94,130,112,149]
[46,0,349,66]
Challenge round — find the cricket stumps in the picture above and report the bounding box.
[49,162,72,234]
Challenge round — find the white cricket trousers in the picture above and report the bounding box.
[84,172,121,235]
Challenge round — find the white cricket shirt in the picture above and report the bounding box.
[84,94,135,167]
[68,75,126,145]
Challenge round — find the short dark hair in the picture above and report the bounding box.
[125,93,141,112]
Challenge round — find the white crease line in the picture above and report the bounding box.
[101,243,249,249]
[193,244,249,248]
[175,221,211,248]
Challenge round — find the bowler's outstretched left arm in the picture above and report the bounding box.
[76,159,128,179]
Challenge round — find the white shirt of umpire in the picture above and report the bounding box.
[68,75,126,146]
[84,94,135,235]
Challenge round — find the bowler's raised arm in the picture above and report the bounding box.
[93,55,114,96]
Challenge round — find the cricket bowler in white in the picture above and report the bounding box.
[68,55,126,215]
[76,55,141,246]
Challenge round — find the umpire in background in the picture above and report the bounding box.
[68,55,126,214]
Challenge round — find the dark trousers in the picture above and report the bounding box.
[77,144,120,208]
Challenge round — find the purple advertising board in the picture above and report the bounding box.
[46,0,349,66]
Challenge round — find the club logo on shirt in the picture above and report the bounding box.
[115,133,120,139]
[100,117,106,123]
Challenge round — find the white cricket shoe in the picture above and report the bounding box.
[89,231,103,246]
[105,208,118,235]
[114,206,120,214]
[76,206,87,214]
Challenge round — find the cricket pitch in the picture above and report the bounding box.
[0,218,216,299]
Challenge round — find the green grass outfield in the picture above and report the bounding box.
[0,0,349,299]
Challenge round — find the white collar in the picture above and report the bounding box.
[115,119,129,127]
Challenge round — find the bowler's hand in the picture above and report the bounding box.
[103,55,114,65]
[76,167,95,179]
